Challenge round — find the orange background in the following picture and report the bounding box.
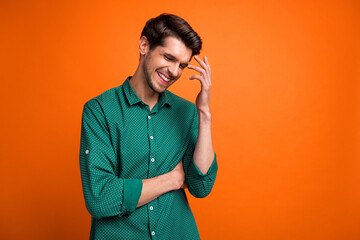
[1,0,359,239]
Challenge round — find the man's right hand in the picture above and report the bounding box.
[171,160,187,190]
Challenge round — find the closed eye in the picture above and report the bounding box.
[163,53,188,69]
[180,64,187,69]
[164,55,174,61]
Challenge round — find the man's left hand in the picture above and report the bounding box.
[188,55,211,115]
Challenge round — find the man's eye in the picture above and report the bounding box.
[165,56,172,61]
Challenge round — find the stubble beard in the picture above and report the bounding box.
[143,55,164,94]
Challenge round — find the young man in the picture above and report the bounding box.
[79,13,218,239]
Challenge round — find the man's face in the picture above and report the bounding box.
[142,36,192,93]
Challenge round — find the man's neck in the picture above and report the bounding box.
[130,68,159,111]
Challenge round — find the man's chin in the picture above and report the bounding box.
[148,82,166,94]
[155,80,173,93]
[155,87,167,94]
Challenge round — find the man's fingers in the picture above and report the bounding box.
[204,56,209,65]
[204,56,211,72]
[189,75,203,82]
[188,55,211,89]
[194,55,207,70]
[188,64,206,76]
[174,160,183,169]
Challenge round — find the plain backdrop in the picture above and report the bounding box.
[1,0,359,239]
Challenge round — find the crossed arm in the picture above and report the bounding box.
[136,160,186,207]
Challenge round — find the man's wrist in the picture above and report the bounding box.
[198,110,212,124]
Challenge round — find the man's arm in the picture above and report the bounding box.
[193,105,214,174]
[183,55,218,198]
[137,160,185,207]
[188,55,216,174]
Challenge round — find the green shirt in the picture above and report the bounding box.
[79,77,218,240]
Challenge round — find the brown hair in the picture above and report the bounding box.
[141,13,202,56]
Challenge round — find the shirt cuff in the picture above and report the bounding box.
[188,153,217,178]
[121,178,143,215]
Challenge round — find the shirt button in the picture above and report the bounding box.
[151,158,155,162]
[148,116,151,119]
[150,136,154,139]
[149,206,153,210]
[85,150,89,154]
[151,231,155,236]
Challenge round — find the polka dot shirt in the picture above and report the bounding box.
[79,77,218,239]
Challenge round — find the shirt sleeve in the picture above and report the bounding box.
[183,106,218,198]
[79,99,143,219]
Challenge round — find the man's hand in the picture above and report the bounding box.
[171,160,187,189]
[188,55,212,115]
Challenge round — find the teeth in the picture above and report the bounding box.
[159,72,170,82]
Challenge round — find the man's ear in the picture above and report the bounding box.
[139,36,150,56]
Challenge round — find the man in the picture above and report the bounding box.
[79,13,218,239]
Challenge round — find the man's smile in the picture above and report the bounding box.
[157,71,174,85]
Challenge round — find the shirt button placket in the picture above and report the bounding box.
[147,114,157,239]
[147,115,156,179]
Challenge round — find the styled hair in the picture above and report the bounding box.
[141,13,202,56]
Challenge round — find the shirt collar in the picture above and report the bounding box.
[123,76,142,106]
[122,76,172,108]
[158,90,171,108]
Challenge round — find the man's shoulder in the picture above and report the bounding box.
[166,90,196,111]
[166,90,198,125]
[84,85,123,108]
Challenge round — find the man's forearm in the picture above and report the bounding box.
[136,161,185,208]
[187,55,214,175]
[193,110,215,174]
[137,173,173,207]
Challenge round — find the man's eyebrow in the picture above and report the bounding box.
[164,53,189,67]
[164,53,177,60]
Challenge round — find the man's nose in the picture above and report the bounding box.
[168,63,180,78]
